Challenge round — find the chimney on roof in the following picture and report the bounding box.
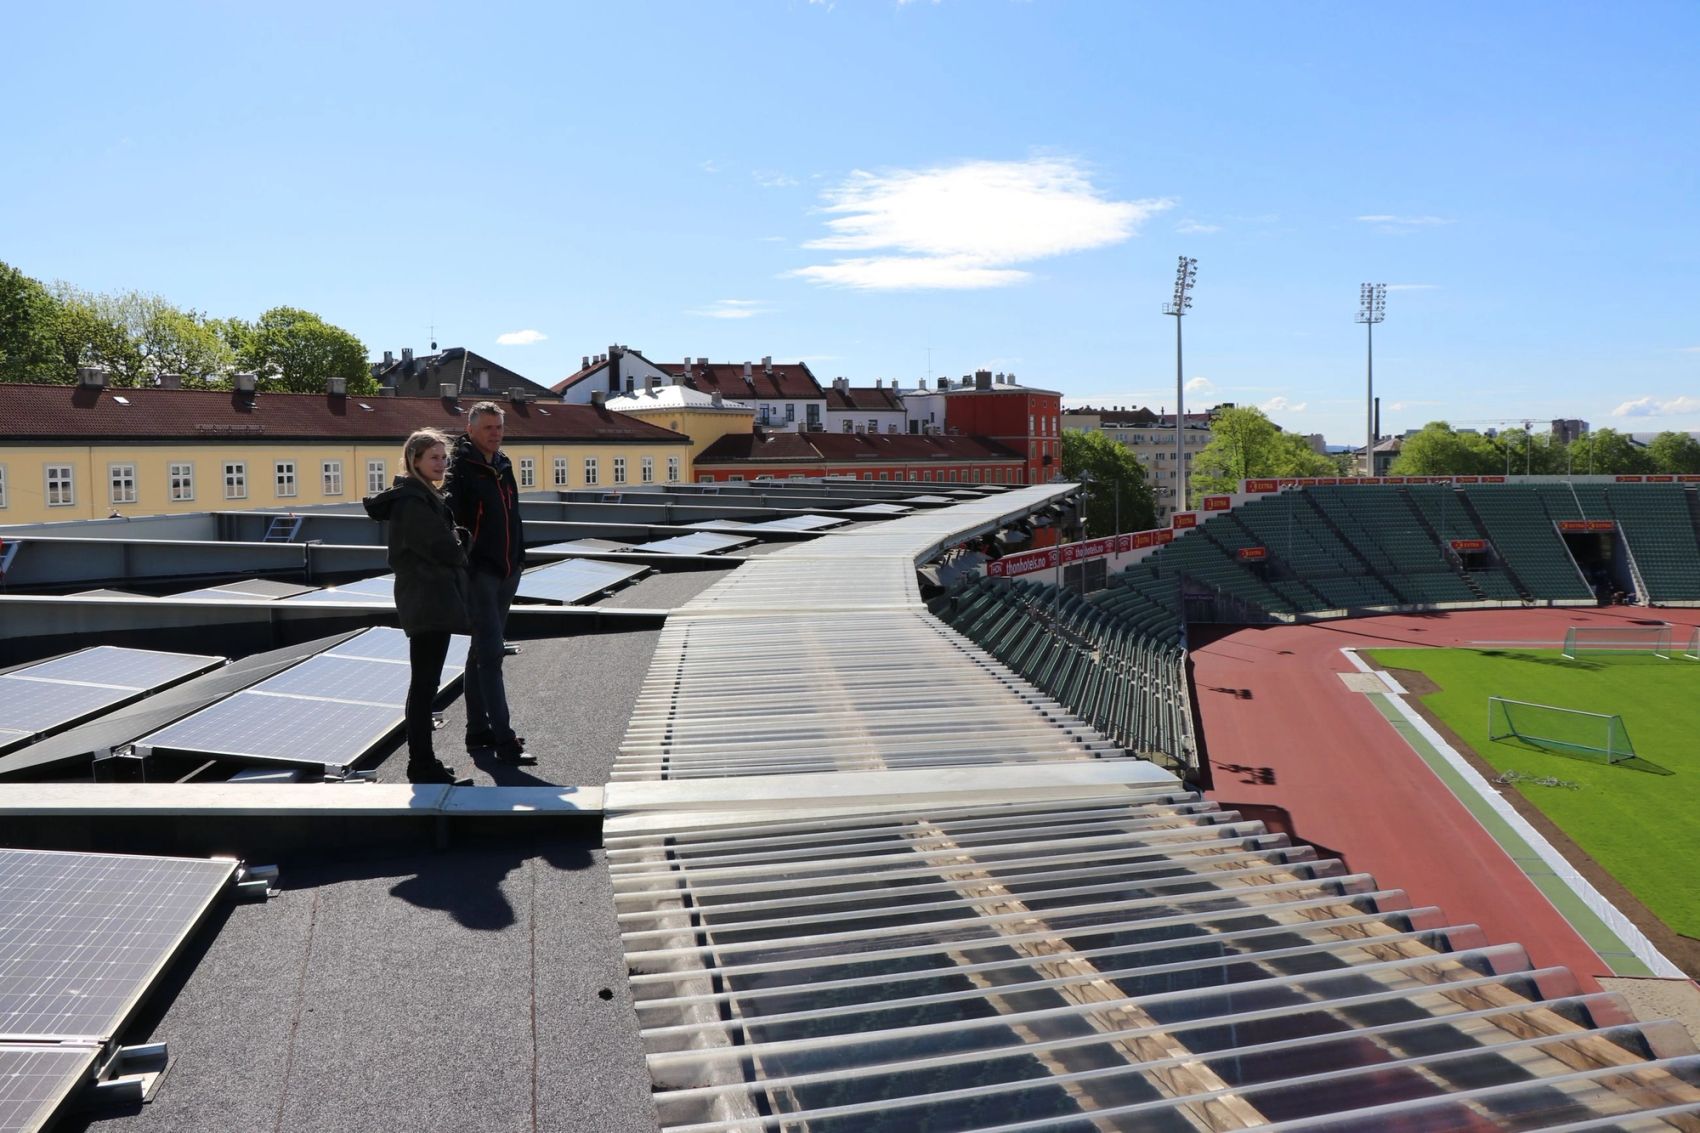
[327,377,346,396]
[796,420,809,434]
[582,355,590,370]
[762,355,772,374]
[697,356,708,366]
[960,375,972,389]
[608,345,622,394]
[976,370,992,391]
[383,350,394,367]
[875,379,882,389]
[591,390,606,407]
[401,347,414,365]
[77,366,108,388]
[158,372,182,390]
[834,377,848,393]
[671,373,684,386]
[711,391,723,407]
[509,387,531,403]
[918,378,929,391]
[743,361,752,379]
[234,372,257,393]
[440,383,458,400]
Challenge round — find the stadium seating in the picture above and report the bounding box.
[1463,484,1595,600]
[1603,484,1700,601]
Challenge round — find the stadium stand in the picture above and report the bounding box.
[1605,484,1700,602]
[1463,484,1596,600]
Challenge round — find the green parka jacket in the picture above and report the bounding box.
[362,476,473,636]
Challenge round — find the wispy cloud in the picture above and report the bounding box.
[1176,219,1220,235]
[1261,395,1308,414]
[688,299,773,320]
[1389,400,1443,411]
[753,169,798,188]
[1357,214,1454,235]
[701,160,721,174]
[758,235,787,243]
[789,157,1171,291]
[1679,346,1700,353]
[1386,283,1440,292]
[496,329,547,346]
[1184,376,1214,393]
[1613,395,1700,418]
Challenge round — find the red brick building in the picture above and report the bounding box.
[937,371,1063,484]
[693,428,1023,484]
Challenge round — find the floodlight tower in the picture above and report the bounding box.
[1164,256,1198,510]
[1357,283,1387,475]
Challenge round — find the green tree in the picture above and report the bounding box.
[1389,421,1502,475]
[49,285,140,383]
[1061,428,1157,536]
[1190,406,1333,502]
[1646,431,1700,474]
[239,306,375,394]
[1564,428,1650,475]
[0,260,70,383]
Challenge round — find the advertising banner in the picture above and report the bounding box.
[1450,539,1486,551]
[1172,513,1198,529]
[1236,546,1267,561]
[1244,478,1279,493]
[1202,495,1231,511]
[989,547,1059,577]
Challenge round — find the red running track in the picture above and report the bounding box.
[1191,605,1700,990]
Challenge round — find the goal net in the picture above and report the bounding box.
[1561,624,1671,660]
[1685,628,1700,661]
[1487,696,1636,764]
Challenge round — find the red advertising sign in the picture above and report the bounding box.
[1117,534,1133,553]
[1172,512,1198,529]
[1681,475,1700,483]
[1202,495,1232,511]
[1133,531,1155,549]
[1450,538,1486,551]
[1648,475,1674,483]
[993,548,1059,577]
[1295,478,1319,486]
[1456,476,1480,484]
[1616,475,1645,483]
[1153,529,1175,545]
[1237,546,1268,561]
[1083,537,1114,558]
[1483,476,1506,483]
[1382,476,1405,484]
[1588,520,1615,531]
[1317,478,1338,486]
[1245,478,1279,494]
[1557,520,1590,532]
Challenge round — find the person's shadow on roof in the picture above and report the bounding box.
[386,834,594,931]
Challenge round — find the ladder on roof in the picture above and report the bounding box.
[0,538,18,579]
[261,515,303,543]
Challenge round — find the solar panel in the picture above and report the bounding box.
[532,539,634,554]
[256,654,415,705]
[324,626,467,666]
[138,690,402,769]
[840,503,910,515]
[0,848,236,1041]
[0,648,222,754]
[516,559,648,605]
[173,579,312,600]
[636,533,752,556]
[284,575,395,604]
[0,1044,98,1133]
[746,513,845,532]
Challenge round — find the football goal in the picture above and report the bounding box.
[1561,624,1672,660]
[1685,628,1700,661]
[1487,696,1637,764]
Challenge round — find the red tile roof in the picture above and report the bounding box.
[825,387,904,412]
[0,384,690,445]
[657,362,824,401]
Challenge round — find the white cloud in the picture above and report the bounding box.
[790,157,1171,290]
[758,235,787,243]
[688,299,773,320]
[1679,346,1700,353]
[753,169,798,188]
[1357,214,1454,235]
[1613,395,1700,418]
[1184,376,1214,393]
[701,160,721,174]
[1261,396,1308,414]
[1176,219,1220,235]
[496,329,547,346]
[1386,283,1440,292]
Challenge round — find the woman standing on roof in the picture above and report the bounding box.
[362,428,473,785]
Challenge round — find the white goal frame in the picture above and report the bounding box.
[1561,624,1671,660]
[1487,696,1636,764]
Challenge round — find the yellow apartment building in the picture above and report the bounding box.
[604,383,756,464]
[0,381,695,525]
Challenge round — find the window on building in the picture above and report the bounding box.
[842,419,854,433]
[108,464,137,505]
[641,456,654,483]
[583,457,598,486]
[667,456,680,482]
[224,462,247,500]
[789,474,804,481]
[908,470,918,480]
[275,461,297,498]
[698,474,713,483]
[784,403,796,423]
[170,462,194,502]
[806,403,821,427]
[729,474,744,482]
[861,472,872,480]
[0,464,8,509]
[1028,414,1035,434]
[46,465,75,507]
[553,457,569,487]
[322,460,343,497]
[612,456,627,484]
[867,419,878,433]
[878,471,889,480]
[366,459,387,495]
[518,457,536,488]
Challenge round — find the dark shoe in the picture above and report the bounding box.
[494,739,537,766]
[465,729,498,754]
[408,759,469,785]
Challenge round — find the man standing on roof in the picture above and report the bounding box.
[444,401,537,766]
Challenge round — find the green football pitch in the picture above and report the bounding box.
[1365,647,1700,938]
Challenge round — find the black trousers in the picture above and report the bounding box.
[406,631,452,767]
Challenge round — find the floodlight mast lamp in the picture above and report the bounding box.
[1164,256,1197,511]
[1357,283,1387,475]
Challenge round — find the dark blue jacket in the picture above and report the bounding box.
[362,476,472,636]
[443,435,524,578]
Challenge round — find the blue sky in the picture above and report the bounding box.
[4,1,1696,445]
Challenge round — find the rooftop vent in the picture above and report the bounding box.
[158,372,182,390]
[401,347,414,364]
[77,366,108,388]
[509,387,530,403]
[591,390,606,407]
[326,377,346,396]
[234,372,257,393]
[440,383,458,399]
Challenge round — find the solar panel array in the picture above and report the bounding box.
[515,559,647,605]
[609,483,1700,1130]
[632,532,753,556]
[136,627,467,770]
[172,579,314,600]
[0,848,237,1133]
[283,574,396,604]
[0,647,221,755]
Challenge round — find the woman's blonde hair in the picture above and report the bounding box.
[399,428,452,482]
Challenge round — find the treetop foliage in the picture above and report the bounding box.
[1060,428,1157,537]
[1389,420,1698,476]
[0,259,374,394]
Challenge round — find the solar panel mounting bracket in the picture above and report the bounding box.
[87,1042,172,1108]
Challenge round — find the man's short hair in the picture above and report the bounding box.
[468,401,505,426]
